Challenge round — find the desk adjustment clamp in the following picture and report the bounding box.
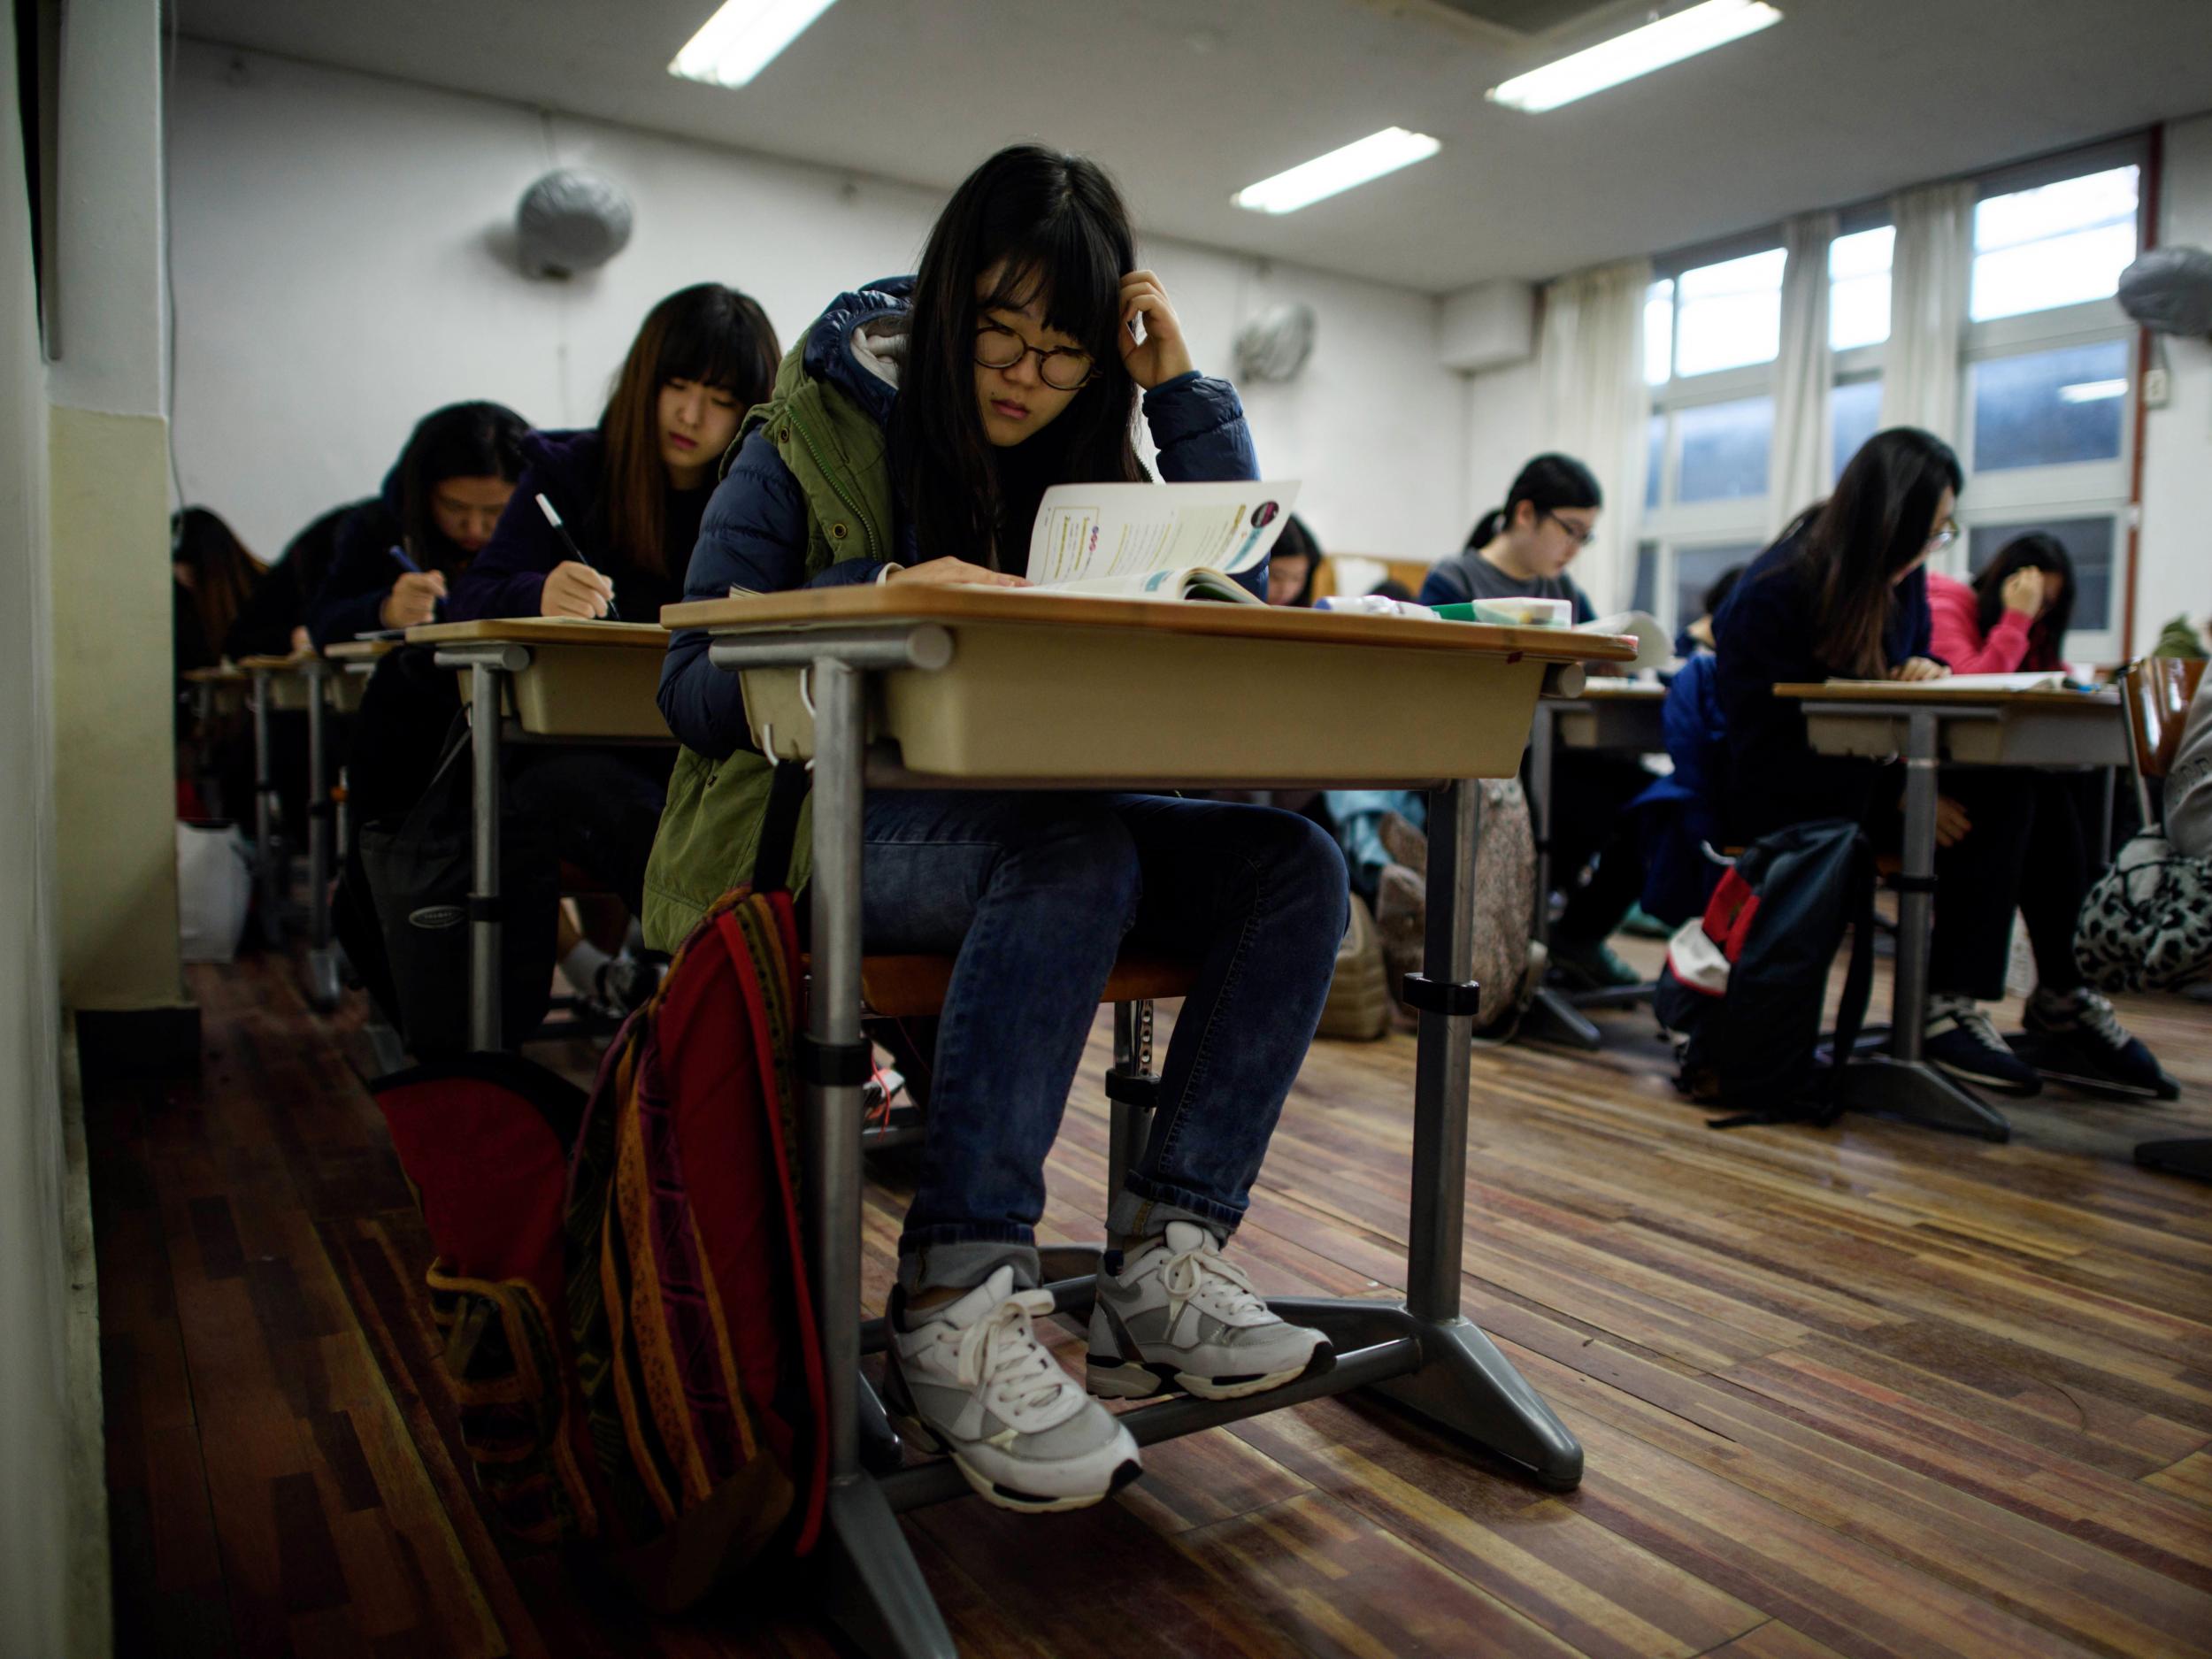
[1401,973,1482,1018]
[801,1034,876,1088]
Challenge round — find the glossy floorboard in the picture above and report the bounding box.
[87,944,2212,1658]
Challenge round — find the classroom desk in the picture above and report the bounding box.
[404,618,672,1049]
[315,641,399,1006]
[664,584,1634,1659]
[1524,681,1668,1049]
[1778,681,2127,1141]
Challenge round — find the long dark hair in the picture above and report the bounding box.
[1973,533,2074,668]
[396,401,529,573]
[171,506,265,661]
[1786,426,1962,679]
[893,145,1147,571]
[1466,453,1602,549]
[600,283,780,577]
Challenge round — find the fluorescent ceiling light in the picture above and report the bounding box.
[1487,0,1783,114]
[1233,128,1440,215]
[670,0,837,88]
[2058,379,2127,403]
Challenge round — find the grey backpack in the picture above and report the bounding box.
[2076,830,2212,992]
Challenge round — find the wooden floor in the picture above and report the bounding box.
[87,943,2212,1659]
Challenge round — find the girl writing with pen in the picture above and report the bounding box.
[303,401,530,647]
[448,283,780,624]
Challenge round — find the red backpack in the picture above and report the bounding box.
[374,771,826,1611]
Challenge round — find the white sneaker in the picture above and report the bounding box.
[882,1267,1141,1513]
[1087,1222,1333,1402]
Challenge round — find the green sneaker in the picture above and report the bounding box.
[1551,938,1641,991]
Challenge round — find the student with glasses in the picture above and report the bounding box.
[1419,454,1650,988]
[650,143,1346,1516]
[1713,427,2169,1098]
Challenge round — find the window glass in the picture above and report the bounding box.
[1674,542,1763,637]
[1966,516,2115,633]
[1830,378,1883,485]
[1632,541,1658,617]
[1674,249,1786,377]
[1970,165,2139,322]
[1969,340,2128,472]
[1644,279,1675,387]
[1676,395,1773,502]
[1645,412,1664,510]
[1828,226,1894,350]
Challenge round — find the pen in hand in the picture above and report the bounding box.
[383,542,447,626]
[536,493,621,620]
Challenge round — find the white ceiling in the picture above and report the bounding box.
[175,0,2212,294]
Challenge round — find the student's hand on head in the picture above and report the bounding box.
[885,557,1028,589]
[1118,270,1194,390]
[1889,657,1948,682]
[379,570,448,629]
[1934,794,1972,848]
[542,560,615,618]
[2001,567,2045,618]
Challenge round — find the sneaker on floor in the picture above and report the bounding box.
[882,1267,1141,1514]
[1550,937,1641,991]
[2014,987,2178,1100]
[1923,996,2041,1095]
[1088,1222,1333,1402]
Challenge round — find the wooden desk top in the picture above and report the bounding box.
[1775,681,2118,710]
[181,664,249,684]
[1561,680,1665,702]
[406,618,669,650]
[234,651,318,672]
[324,640,399,663]
[662,585,1636,664]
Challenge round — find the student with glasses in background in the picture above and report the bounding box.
[1713,427,2170,1099]
[1419,454,1650,989]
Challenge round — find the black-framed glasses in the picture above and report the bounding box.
[1543,510,1597,547]
[975,324,1094,391]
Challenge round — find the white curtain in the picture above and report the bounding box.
[1879,180,1976,442]
[1535,257,1651,614]
[1768,210,1837,534]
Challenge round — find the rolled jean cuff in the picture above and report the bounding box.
[896,1228,1039,1295]
[1108,1177,1240,1244]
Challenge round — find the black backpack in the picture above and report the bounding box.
[1653,818,1877,1127]
[355,711,559,1058]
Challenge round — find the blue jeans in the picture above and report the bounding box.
[861,791,1348,1294]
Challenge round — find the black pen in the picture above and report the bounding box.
[535,493,621,620]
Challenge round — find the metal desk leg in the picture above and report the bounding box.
[1834,710,2009,1140]
[806,656,955,1659]
[1518,703,1601,1051]
[303,660,341,1009]
[1277,779,1583,1489]
[467,663,504,1053]
[2098,766,2116,868]
[250,666,286,948]
[193,680,221,818]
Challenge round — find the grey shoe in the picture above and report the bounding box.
[883,1267,1141,1512]
[1087,1223,1333,1402]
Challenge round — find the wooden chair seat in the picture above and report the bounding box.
[856,952,1199,1019]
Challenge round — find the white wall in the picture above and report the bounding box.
[2,9,70,1655]
[166,42,1471,570]
[2137,111,2212,652]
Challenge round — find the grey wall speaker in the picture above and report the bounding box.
[1234,303,1317,383]
[2118,246,2212,338]
[516,168,634,279]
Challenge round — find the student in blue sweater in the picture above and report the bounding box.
[305,402,529,646]
[1715,427,2165,1097]
[443,286,779,920]
[652,145,1344,1514]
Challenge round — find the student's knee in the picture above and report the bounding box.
[992,799,1143,927]
[1253,810,1350,930]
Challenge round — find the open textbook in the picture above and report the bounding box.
[1014,480,1301,603]
[1822,670,2070,691]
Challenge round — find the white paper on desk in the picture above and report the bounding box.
[1025,480,1300,586]
[1823,670,2068,691]
[1577,610,1671,672]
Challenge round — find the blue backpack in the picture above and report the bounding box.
[1653,818,1877,1127]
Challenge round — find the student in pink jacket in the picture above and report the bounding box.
[1927,534,2072,675]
